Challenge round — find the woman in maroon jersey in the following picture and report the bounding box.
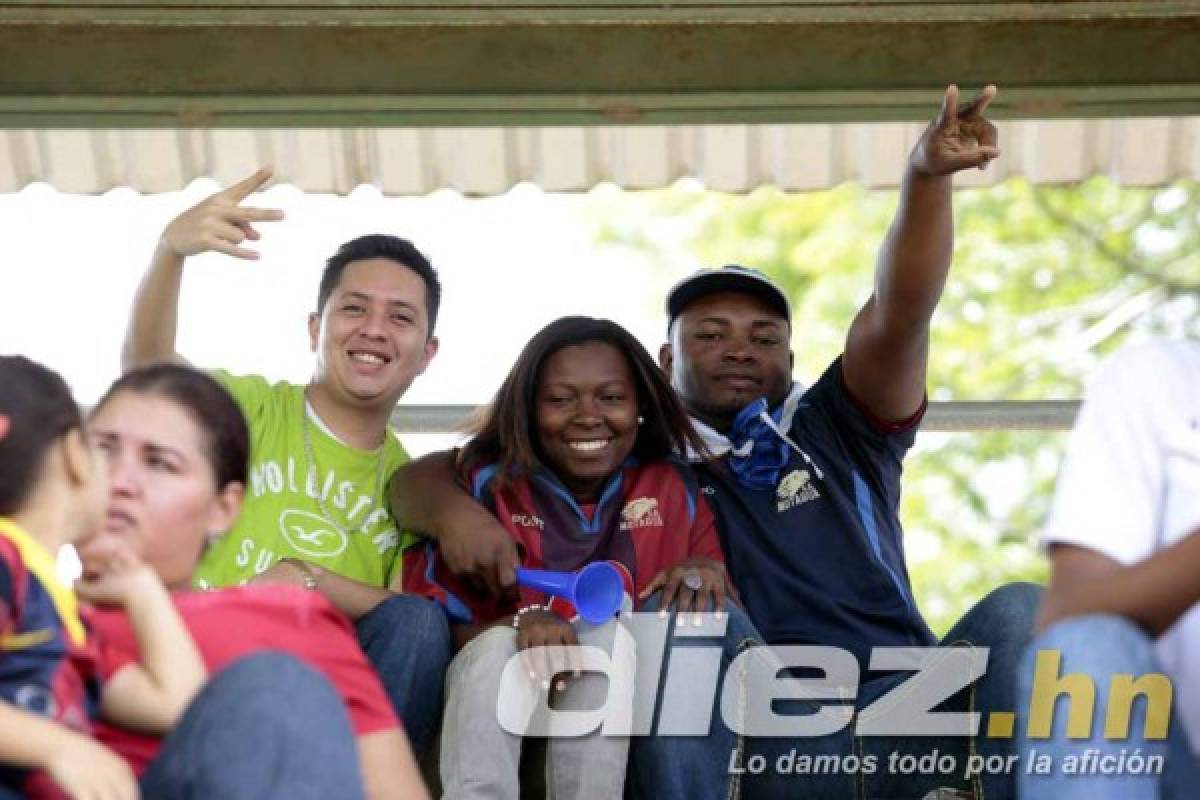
[406,316,733,799]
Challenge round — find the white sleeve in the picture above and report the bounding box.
[1042,344,1175,565]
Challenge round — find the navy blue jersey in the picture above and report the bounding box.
[0,518,99,799]
[694,357,935,669]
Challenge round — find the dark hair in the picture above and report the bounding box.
[93,365,249,490]
[462,316,708,484]
[0,356,83,516]
[317,234,442,338]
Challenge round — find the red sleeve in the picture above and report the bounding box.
[210,590,404,737]
[81,607,139,683]
[837,359,927,435]
[91,589,400,737]
[299,600,400,736]
[402,462,521,625]
[322,639,400,736]
[401,538,507,624]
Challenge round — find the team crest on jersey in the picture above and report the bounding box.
[621,497,664,530]
[777,469,820,512]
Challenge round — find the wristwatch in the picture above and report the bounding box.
[278,557,320,591]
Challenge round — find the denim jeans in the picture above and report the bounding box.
[630,582,1042,800]
[1016,614,1200,800]
[625,590,761,800]
[140,651,365,800]
[356,592,452,758]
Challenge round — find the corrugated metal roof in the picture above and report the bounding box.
[3,117,1198,196]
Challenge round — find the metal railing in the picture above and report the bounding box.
[391,401,1081,434]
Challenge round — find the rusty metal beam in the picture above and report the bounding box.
[1,2,1198,127]
[392,401,1081,434]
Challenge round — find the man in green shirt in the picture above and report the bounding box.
[122,167,450,756]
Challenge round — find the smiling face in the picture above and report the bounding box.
[661,291,793,431]
[535,341,640,503]
[308,257,439,412]
[79,390,241,590]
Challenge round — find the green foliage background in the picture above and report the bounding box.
[588,177,1200,634]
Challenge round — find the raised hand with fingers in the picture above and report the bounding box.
[160,167,283,260]
[125,166,284,368]
[910,84,1001,177]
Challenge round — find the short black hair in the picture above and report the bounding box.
[317,235,442,338]
[0,356,83,516]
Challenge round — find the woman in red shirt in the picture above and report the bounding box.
[79,364,428,800]
[0,356,206,800]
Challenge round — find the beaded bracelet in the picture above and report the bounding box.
[511,603,547,630]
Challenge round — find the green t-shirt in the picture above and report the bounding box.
[193,371,414,589]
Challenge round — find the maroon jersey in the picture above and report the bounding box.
[404,458,724,624]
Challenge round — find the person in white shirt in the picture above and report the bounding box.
[1018,339,1200,799]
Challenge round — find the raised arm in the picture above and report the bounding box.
[77,550,207,734]
[842,84,999,422]
[122,167,282,370]
[389,450,519,599]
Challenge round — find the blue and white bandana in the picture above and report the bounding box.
[687,384,825,490]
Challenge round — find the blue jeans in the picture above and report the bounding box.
[356,592,452,758]
[630,582,1042,800]
[626,592,769,800]
[140,651,364,800]
[1016,614,1200,800]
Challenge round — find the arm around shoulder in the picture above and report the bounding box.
[388,449,464,534]
[389,450,519,598]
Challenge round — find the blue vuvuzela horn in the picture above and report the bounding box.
[516,562,624,624]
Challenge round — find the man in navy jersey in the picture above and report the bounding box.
[634,274,1037,800]
[620,84,1041,800]
[390,84,1040,799]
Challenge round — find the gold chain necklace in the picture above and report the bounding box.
[301,398,388,537]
